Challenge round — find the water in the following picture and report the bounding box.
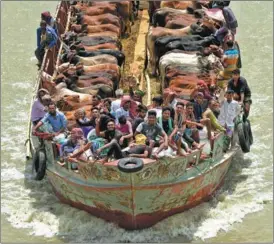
[1,1,273,243]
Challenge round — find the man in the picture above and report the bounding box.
[218,40,239,88]
[203,99,226,133]
[123,134,153,158]
[41,11,57,34]
[33,101,67,136]
[135,110,168,158]
[148,96,164,118]
[218,89,241,137]
[95,118,124,160]
[91,95,102,108]
[76,107,99,129]
[35,20,58,69]
[193,93,212,140]
[110,89,124,115]
[115,98,131,124]
[227,68,252,118]
[132,104,148,133]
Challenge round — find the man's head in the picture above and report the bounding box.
[208,99,218,110]
[41,94,52,106]
[118,115,127,125]
[92,95,101,106]
[162,107,171,120]
[48,102,57,116]
[152,96,163,107]
[38,88,49,100]
[147,110,157,125]
[104,98,112,110]
[186,102,194,114]
[226,89,234,102]
[91,107,99,118]
[137,104,147,118]
[122,99,131,110]
[176,102,184,114]
[197,80,207,91]
[133,90,145,102]
[40,20,47,31]
[115,89,123,98]
[196,92,204,105]
[106,119,115,131]
[232,69,240,80]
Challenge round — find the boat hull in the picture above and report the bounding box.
[47,153,233,230]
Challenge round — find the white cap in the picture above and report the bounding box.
[115,89,123,96]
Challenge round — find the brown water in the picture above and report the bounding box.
[1,1,273,243]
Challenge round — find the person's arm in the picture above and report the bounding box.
[76,118,92,126]
[95,118,105,137]
[160,129,168,147]
[33,120,44,132]
[129,150,149,158]
[97,139,116,153]
[134,122,143,137]
[36,28,41,49]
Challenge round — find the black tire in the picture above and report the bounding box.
[235,41,242,69]
[237,122,250,153]
[32,149,47,180]
[245,120,253,145]
[118,157,144,173]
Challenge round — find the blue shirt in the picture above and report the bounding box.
[37,26,57,49]
[41,111,67,132]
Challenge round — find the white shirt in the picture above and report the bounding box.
[218,100,240,127]
[110,99,121,113]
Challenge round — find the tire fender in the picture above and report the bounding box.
[32,149,47,180]
[237,121,250,153]
[118,157,144,173]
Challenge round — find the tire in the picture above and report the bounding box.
[32,149,47,180]
[235,41,242,69]
[246,120,253,145]
[237,121,250,153]
[118,157,144,173]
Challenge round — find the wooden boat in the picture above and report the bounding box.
[26,1,251,230]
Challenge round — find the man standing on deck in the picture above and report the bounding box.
[227,68,252,119]
[35,20,58,69]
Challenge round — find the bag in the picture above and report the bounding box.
[222,7,238,30]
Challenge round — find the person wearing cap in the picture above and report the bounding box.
[193,80,213,102]
[31,88,50,125]
[111,89,124,115]
[35,20,58,68]
[218,89,241,136]
[130,88,145,104]
[41,11,57,34]
[227,68,252,118]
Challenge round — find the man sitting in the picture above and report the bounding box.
[111,89,124,115]
[95,118,124,161]
[135,110,168,158]
[132,104,148,133]
[115,98,131,124]
[33,101,67,136]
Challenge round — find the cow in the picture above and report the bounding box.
[73,13,121,30]
[71,42,120,52]
[74,5,118,17]
[148,1,161,23]
[71,23,121,36]
[69,54,118,66]
[160,1,195,10]
[146,26,190,75]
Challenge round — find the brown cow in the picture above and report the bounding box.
[82,23,121,36]
[160,1,194,10]
[87,31,119,40]
[84,5,118,16]
[83,63,120,75]
[77,77,114,88]
[75,43,120,52]
[75,14,121,29]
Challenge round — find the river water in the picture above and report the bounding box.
[1,1,273,243]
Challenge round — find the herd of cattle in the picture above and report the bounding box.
[41,1,236,129]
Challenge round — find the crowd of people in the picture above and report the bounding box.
[31,3,252,168]
[32,68,252,167]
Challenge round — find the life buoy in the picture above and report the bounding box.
[237,121,250,153]
[118,158,144,173]
[32,149,47,180]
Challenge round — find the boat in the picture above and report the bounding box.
[26,1,253,230]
